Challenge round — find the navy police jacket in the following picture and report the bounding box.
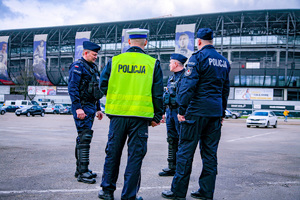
[177,45,230,117]
[163,69,185,113]
[68,57,100,111]
[99,46,164,123]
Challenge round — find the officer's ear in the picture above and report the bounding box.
[144,40,148,47]
[128,39,131,46]
[197,38,202,46]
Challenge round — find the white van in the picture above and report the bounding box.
[39,102,53,108]
[4,100,39,108]
[3,100,16,106]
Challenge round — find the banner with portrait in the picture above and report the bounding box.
[0,36,14,85]
[121,29,131,53]
[175,24,196,59]
[33,34,53,85]
[235,88,273,100]
[75,31,91,61]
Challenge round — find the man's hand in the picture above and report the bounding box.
[151,121,160,127]
[76,109,87,120]
[177,114,185,122]
[96,111,104,120]
[160,115,166,123]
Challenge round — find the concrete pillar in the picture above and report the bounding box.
[276,50,280,67]
[284,88,288,101]
[227,50,232,63]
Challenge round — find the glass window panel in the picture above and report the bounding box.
[264,76,271,86]
[234,75,240,85]
[240,75,246,86]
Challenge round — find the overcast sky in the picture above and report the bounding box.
[0,0,299,31]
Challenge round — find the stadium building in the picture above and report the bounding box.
[0,9,299,116]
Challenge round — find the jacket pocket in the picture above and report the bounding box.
[179,120,196,141]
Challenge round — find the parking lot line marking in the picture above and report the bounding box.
[0,186,171,195]
[266,181,300,185]
[226,132,277,142]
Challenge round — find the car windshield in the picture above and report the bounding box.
[253,112,268,116]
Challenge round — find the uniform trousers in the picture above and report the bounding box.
[166,108,180,139]
[72,103,96,133]
[101,116,148,200]
[171,115,222,199]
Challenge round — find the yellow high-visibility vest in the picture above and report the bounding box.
[105,52,156,118]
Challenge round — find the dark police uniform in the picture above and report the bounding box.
[98,29,164,200]
[162,28,231,200]
[68,41,101,184]
[159,53,187,177]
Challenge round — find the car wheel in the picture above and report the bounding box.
[1,110,5,115]
[273,121,277,128]
[16,114,20,117]
[26,112,30,117]
[54,110,58,114]
[41,112,45,117]
[256,126,259,128]
[247,125,250,128]
[232,114,237,119]
[265,121,270,128]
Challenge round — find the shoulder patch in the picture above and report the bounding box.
[185,67,193,76]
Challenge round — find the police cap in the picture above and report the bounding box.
[126,28,149,39]
[83,41,101,52]
[170,53,188,64]
[197,28,213,40]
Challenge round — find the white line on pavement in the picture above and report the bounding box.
[0,186,171,195]
[226,132,277,142]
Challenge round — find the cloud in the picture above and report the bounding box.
[0,0,299,30]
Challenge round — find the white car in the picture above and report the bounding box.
[246,110,278,128]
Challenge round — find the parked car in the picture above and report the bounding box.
[44,104,64,114]
[2,105,20,112]
[1,106,6,115]
[15,105,45,117]
[59,106,72,114]
[226,109,241,119]
[246,110,277,128]
[225,110,232,119]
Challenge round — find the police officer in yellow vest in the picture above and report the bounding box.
[98,28,164,200]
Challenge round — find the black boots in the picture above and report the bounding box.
[77,171,96,184]
[98,190,114,200]
[158,167,175,176]
[75,129,96,184]
[159,137,178,176]
[190,191,213,200]
[161,190,186,200]
[74,168,97,178]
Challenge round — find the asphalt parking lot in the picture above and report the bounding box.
[0,113,299,200]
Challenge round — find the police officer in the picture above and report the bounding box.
[68,41,104,184]
[162,28,231,200]
[97,28,164,200]
[159,53,187,177]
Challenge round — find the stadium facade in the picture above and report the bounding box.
[0,9,299,116]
